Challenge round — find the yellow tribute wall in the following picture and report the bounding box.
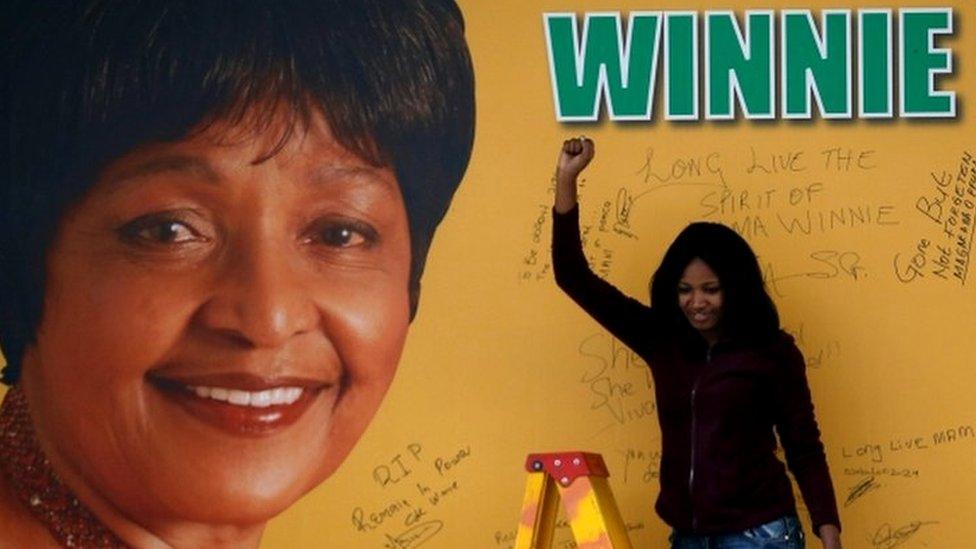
[263,1,975,546]
[4,1,975,547]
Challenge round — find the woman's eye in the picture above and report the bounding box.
[305,219,378,249]
[321,226,365,247]
[119,215,205,246]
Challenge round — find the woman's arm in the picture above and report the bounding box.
[772,339,842,548]
[551,138,656,351]
[818,523,842,549]
[554,137,590,213]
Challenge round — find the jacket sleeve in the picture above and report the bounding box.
[773,340,841,535]
[551,205,656,353]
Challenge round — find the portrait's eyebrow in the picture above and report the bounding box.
[310,164,397,193]
[104,155,220,188]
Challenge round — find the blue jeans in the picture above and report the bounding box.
[670,515,805,548]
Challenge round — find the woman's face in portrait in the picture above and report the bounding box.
[19,109,412,527]
[677,258,724,341]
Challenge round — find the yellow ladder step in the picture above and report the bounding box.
[514,452,632,549]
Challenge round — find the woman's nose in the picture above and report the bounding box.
[195,239,318,348]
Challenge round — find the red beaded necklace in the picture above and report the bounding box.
[0,387,128,548]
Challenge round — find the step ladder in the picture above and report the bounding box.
[514,451,632,549]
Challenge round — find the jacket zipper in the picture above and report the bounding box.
[688,347,711,531]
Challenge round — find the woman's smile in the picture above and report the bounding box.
[147,372,337,436]
[688,310,717,326]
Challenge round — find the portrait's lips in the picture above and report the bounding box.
[147,372,335,437]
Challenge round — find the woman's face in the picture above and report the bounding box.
[677,258,724,343]
[20,110,412,529]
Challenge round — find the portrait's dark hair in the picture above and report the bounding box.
[0,0,476,385]
[650,222,780,346]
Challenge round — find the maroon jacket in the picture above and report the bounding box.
[552,206,840,535]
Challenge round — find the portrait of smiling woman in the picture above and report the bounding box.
[0,0,474,547]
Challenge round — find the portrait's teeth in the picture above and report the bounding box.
[227,390,250,406]
[250,390,273,408]
[188,386,305,407]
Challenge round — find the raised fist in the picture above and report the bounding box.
[557,137,595,179]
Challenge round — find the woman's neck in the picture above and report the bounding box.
[0,467,60,547]
[0,386,128,547]
[0,387,266,548]
[699,328,721,348]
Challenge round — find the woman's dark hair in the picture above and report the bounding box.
[0,0,476,385]
[650,222,780,345]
